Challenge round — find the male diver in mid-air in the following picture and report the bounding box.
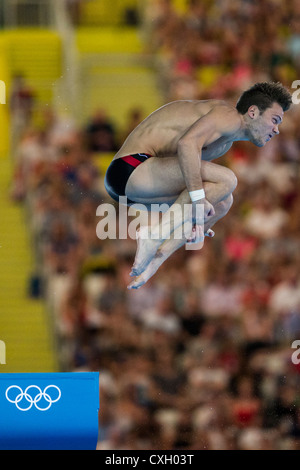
[104,82,292,289]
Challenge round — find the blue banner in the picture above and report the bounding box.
[0,372,99,450]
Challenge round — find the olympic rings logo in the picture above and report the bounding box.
[5,385,61,411]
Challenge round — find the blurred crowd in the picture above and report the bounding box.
[9,0,300,451]
[142,0,300,102]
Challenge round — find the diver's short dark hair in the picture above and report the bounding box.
[236,82,292,114]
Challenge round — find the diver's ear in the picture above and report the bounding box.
[247,105,260,119]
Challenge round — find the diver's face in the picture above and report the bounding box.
[247,102,284,147]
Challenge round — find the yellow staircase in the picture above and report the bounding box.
[0,29,62,371]
[75,26,163,132]
[0,157,58,372]
[79,0,189,26]
[80,0,138,26]
[0,29,62,110]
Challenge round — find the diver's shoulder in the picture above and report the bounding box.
[153,99,229,116]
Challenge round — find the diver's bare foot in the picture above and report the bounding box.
[130,226,162,277]
[128,249,165,289]
[128,225,205,289]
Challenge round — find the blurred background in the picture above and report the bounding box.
[1,0,300,450]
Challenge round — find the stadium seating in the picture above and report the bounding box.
[0,158,58,372]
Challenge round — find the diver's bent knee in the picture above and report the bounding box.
[222,167,238,194]
[219,194,233,214]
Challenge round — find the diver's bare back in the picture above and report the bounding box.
[114,99,238,162]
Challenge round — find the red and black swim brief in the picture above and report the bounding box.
[104,153,152,204]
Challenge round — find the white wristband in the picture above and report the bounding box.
[189,189,205,202]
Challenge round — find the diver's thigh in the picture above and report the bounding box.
[125,157,186,202]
